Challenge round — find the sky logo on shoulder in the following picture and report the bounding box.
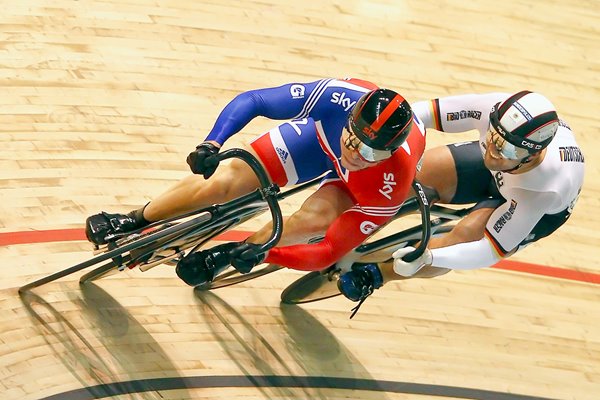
[331,92,356,111]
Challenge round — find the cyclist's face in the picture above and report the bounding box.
[340,127,378,171]
[340,121,393,171]
[484,128,527,171]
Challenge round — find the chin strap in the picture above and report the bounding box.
[504,154,534,173]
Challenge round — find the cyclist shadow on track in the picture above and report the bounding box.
[194,289,391,400]
[20,282,188,400]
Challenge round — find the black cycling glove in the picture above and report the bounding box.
[230,242,266,274]
[186,142,220,179]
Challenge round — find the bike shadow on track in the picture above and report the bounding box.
[193,288,391,400]
[20,281,189,400]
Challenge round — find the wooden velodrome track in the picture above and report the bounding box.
[1,1,599,399]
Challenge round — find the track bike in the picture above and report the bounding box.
[19,148,468,303]
[278,198,475,305]
[18,149,316,293]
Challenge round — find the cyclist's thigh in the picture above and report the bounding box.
[448,141,498,204]
[417,145,458,203]
[429,206,496,248]
[419,141,496,205]
[296,177,354,220]
[250,118,331,187]
[209,149,264,198]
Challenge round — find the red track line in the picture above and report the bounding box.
[0,228,251,246]
[1,228,599,285]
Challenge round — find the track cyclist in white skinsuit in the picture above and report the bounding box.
[339,91,585,302]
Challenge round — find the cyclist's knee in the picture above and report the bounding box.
[435,209,492,247]
[450,222,484,242]
[193,160,260,201]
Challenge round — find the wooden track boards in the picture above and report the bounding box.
[1,1,599,399]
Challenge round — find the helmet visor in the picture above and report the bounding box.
[345,125,392,162]
[486,125,530,160]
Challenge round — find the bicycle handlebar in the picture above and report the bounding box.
[214,149,283,254]
[400,180,432,263]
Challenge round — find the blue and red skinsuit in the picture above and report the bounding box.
[205,78,426,271]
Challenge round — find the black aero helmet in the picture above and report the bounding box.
[349,88,414,151]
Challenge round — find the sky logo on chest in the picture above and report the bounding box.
[379,172,396,200]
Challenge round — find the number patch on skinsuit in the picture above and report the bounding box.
[288,118,309,136]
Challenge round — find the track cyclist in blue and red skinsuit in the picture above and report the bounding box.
[85,78,426,286]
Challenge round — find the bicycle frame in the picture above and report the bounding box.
[279,200,475,305]
[18,149,317,293]
[355,199,471,258]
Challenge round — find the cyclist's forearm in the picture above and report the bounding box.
[430,235,501,270]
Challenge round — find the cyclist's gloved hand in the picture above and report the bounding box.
[230,242,266,274]
[186,141,221,179]
[391,246,432,277]
[176,241,241,286]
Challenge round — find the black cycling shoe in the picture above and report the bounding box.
[176,242,242,286]
[85,212,143,245]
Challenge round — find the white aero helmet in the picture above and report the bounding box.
[489,91,559,159]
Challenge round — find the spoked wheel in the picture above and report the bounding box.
[195,263,283,291]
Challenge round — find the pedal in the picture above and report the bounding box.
[326,268,341,282]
